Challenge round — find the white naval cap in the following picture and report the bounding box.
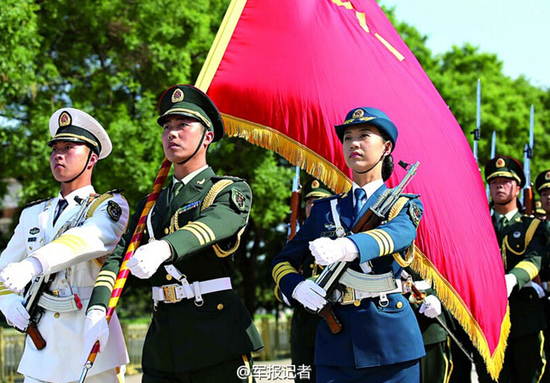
[48,108,112,159]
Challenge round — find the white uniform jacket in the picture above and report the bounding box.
[0,185,129,382]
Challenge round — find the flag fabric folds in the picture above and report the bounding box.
[196,0,508,377]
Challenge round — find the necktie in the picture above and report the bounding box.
[497,216,508,232]
[170,181,184,204]
[53,199,68,225]
[354,188,366,218]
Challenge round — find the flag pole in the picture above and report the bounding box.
[78,158,172,383]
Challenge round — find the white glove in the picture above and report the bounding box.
[419,295,441,318]
[309,237,359,266]
[81,308,109,365]
[127,240,172,279]
[0,258,43,293]
[505,274,517,298]
[525,281,546,299]
[0,294,30,331]
[292,280,327,312]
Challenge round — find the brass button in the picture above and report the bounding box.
[164,228,169,235]
[166,274,173,281]
[353,300,361,307]
[396,301,403,309]
[217,304,224,310]
[310,264,314,269]
[54,313,60,318]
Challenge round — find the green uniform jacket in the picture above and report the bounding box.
[89,167,263,372]
[494,211,548,339]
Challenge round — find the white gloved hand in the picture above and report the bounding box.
[309,237,358,266]
[525,281,546,299]
[127,240,172,279]
[0,258,43,293]
[0,294,30,331]
[419,295,442,318]
[505,274,517,298]
[81,308,109,365]
[292,280,327,312]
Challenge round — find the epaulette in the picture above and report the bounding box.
[24,197,53,209]
[312,193,341,204]
[211,175,245,183]
[104,188,123,195]
[401,192,420,199]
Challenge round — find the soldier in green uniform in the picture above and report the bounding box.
[82,84,263,382]
[475,155,548,383]
[276,177,333,383]
[535,169,550,383]
[403,269,455,383]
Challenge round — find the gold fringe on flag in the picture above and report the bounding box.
[411,245,510,380]
[222,113,352,194]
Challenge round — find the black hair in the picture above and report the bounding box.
[380,131,394,181]
[382,154,394,181]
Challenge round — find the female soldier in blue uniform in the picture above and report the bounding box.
[272,107,425,382]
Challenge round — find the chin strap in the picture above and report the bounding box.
[62,150,93,184]
[177,128,207,165]
[354,153,385,175]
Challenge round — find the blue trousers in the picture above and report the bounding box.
[317,359,420,383]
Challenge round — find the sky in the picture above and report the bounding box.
[379,0,550,89]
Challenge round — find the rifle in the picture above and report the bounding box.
[313,161,420,334]
[287,166,302,241]
[522,105,535,215]
[22,194,96,350]
[471,79,481,164]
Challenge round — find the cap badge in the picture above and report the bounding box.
[171,88,184,103]
[312,180,320,189]
[59,111,72,127]
[496,158,505,168]
[545,172,550,181]
[352,109,365,119]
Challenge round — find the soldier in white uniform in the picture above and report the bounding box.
[0,108,129,383]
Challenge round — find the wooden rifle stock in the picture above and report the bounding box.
[318,302,342,334]
[524,187,534,216]
[288,190,301,241]
[26,321,46,350]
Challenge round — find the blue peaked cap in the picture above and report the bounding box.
[334,107,398,151]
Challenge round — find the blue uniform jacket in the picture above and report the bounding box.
[272,184,425,368]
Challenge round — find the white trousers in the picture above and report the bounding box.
[24,367,122,383]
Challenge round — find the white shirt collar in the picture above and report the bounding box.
[173,165,209,186]
[57,185,95,206]
[352,179,384,206]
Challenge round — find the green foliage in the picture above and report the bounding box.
[1,1,550,318]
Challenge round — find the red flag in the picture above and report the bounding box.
[196,0,508,377]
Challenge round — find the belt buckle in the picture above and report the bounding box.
[162,285,179,303]
[341,286,356,305]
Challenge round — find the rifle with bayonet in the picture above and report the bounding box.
[21,194,96,349]
[523,105,535,215]
[287,166,302,241]
[313,161,420,334]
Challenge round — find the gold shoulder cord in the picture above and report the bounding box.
[504,218,540,256]
[387,196,417,267]
[85,192,113,266]
[200,180,243,258]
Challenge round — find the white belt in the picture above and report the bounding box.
[152,277,232,306]
[339,279,402,307]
